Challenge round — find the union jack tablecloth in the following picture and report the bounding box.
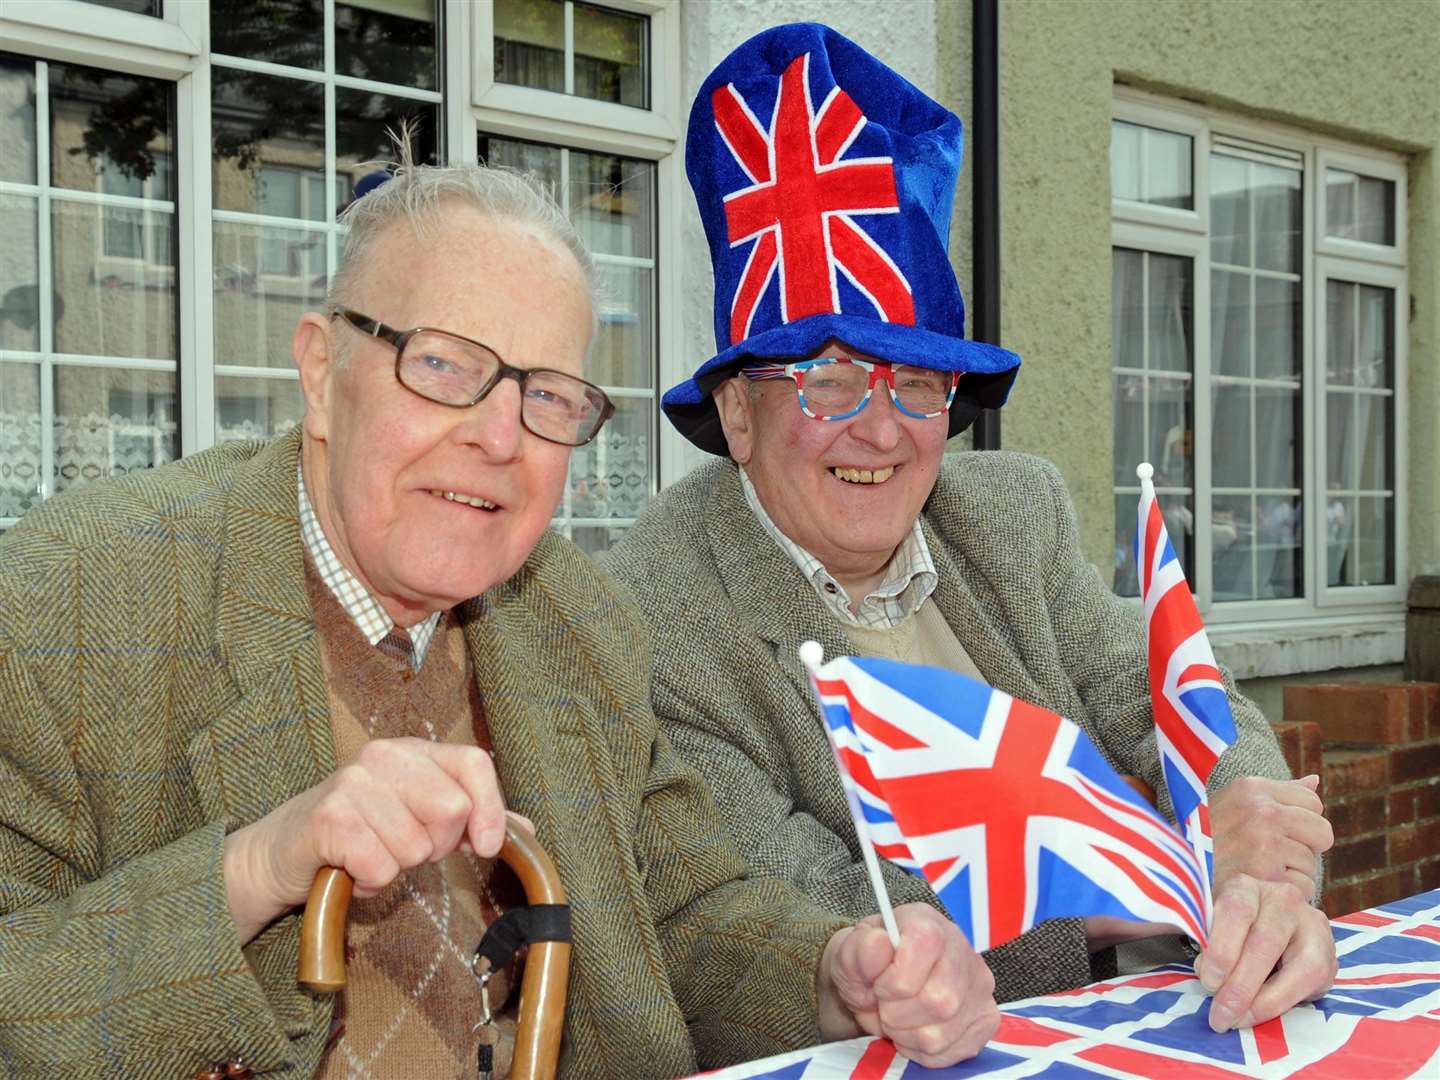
[695,889,1440,1078]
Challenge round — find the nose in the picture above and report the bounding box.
[846,381,903,451]
[454,375,525,461]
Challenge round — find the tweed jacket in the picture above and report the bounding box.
[601,454,1290,1003]
[0,431,845,1079]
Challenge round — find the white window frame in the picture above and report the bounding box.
[1111,89,1409,632]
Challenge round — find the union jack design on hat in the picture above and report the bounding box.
[664,23,1022,455]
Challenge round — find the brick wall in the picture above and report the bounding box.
[1278,682,1440,917]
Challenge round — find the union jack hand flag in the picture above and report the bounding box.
[1136,462,1238,913]
[712,50,915,345]
[807,654,1209,953]
[696,889,1440,1079]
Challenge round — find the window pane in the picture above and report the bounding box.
[52,200,176,360]
[1210,154,1250,266]
[1357,394,1392,492]
[1110,121,1191,209]
[0,362,42,519]
[574,1,648,108]
[335,89,439,199]
[567,394,652,519]
[494,0,565,94]
[335,0,439,91]
[1326,168,1396,245]
[53,366,176,496]
[1356,284,1394,389]
[1254,277,1299,379]
[571,149,654,259]
[1211,494,1252,601]
[1253,162,1301,274]
[1111,248,1143,370]
[479,135,562,191]
[592,263,654,387]
[1356,496,1394,585]
[211,0,324,70]
[1325,280,1355,385]
[212,70,325,216]
[216,376,305,443]
[1211,270,1250,377]
[1257,495,1302,599]
[1254,386,1300,490]
[0,57,36,184]
[1211,383,1251,489]
[1148,377,1192,489]
[49,63,174,200]
[0,194,40,353]
[1326,495,1355,586]
[571,524,631,559]
[1112,374,1144,485]
[1326,390,1355,491]
[1147,254,1191,372]
[213,220,328,368]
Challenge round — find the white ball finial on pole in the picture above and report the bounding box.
[1136,462,1154,483]
[799,640,824,670]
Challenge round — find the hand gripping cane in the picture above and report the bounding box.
[298,820,571,1080]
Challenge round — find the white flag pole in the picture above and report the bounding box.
[799,640,902,948]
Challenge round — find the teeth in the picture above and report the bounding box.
[432,489,497,510]
[831,466,895,485]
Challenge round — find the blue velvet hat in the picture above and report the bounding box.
[664,22,1021,455]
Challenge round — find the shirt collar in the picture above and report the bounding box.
[737,465,937,629]
[297,464,441,670]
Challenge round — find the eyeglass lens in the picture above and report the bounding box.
[800,360,953,418]
[397,330,608,445]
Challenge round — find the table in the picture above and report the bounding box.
[696,889,1440,1078]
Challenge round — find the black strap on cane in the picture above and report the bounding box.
[473,904,572,975]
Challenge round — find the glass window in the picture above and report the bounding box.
[78,0,161,14]
[1112,103,1405,613]
[1110,120,1192,210]
[210,1,441,438]
[1326,168,1396,246]
[479,131,658,554]
[494,0,650,110]
[0,55,177,528]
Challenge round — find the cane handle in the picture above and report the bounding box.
[298,821,570,1080]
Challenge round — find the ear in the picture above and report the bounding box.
[292,312,337,442]
[714,377,756,465]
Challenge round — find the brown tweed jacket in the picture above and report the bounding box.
[0,431,844,1078]
[601,455,1291,1003]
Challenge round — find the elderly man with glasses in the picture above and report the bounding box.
[604,21,1337,1041]
[0,154,999,1077]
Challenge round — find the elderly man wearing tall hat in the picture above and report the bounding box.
[604,22,1337,1034]
[0,149,1002,1074]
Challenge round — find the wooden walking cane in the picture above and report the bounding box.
[298,820,571,1080]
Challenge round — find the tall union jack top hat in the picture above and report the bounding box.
[664,22,1022,455]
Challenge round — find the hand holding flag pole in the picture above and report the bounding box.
[800,640,902,949]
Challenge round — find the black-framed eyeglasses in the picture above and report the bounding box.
[332,307,615,447]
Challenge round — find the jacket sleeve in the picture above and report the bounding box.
[0,624,321,1077]
[1033,458,1291,817]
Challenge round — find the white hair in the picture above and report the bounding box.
[327,134,597,355]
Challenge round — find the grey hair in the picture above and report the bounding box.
[326,134,598,355]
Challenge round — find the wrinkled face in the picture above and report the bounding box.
[716,341,949,586]
[293,205,592,623]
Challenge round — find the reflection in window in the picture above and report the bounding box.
[1326,169,1396,246]
[1110,120,1192,210]
[494,0,650,109]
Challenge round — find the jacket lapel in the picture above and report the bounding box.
[187,430,334,829]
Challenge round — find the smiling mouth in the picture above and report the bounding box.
[831,466,896,485]
[430,489,498,511]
